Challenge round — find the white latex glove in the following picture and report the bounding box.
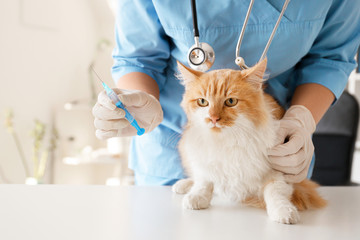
[268,105,316,183]
[92,88,163,139]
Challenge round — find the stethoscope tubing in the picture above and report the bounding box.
[235,0,255,64]
[188,0,290,71]
[259,0,290,61]
[191,0,200,39]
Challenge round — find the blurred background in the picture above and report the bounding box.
[0,0,134,185]
[0,0,359,186]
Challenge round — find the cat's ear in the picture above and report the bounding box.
[243,58,267,89]
[176,61,203,85]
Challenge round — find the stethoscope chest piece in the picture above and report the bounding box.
[187,42,215,72]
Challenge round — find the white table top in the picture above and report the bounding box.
[0,185,359,240]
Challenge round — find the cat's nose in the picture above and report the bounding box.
[210,116,221,124]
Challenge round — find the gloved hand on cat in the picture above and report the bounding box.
[92,88,163,139]
[268,105,316,183]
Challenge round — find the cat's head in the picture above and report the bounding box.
[177,59,269,132]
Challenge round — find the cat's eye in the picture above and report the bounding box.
[197,98,209,107]
[224,98,238,107]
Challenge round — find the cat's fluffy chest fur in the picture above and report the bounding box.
[180,107,279,202]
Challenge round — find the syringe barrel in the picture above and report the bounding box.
[108,91,124,108]
[106,89,144,136]
[116,102,143,135]
[108,91,135,122]
[122,108,135,123]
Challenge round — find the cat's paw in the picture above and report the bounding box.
[172,179,193,194]
[183,193,211,210]
[268,205,300,224]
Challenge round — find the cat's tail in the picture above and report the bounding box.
[291,179,327,211]
[244,180,327,211]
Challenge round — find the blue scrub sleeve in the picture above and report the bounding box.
[111,0,170,90]
[295,1,360,100]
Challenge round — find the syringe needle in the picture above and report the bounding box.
[90,65,104,84]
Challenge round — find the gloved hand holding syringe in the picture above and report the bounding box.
[92,68,163,139]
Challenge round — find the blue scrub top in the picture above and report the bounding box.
[112,0,360,185]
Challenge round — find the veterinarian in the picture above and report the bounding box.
[92,0,360,185]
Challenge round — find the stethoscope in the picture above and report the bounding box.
[187,0,291,72]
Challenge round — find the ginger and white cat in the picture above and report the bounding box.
[173,59,326,224]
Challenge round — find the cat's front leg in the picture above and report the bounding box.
[183,180,213,210]
[172,178,194,194]
[264,180,300,224]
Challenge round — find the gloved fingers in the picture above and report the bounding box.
[92,102,125,120]
[284,105,316,133]
[111,88,122,95]
[272,126,289,146]
[96,125,139,139]
[146,112,164,133]
[95,129,119,140]
[118,125,139,137]
[94,118,130,131]
[305,137,315,155]
[283,160,311,183]
[268,129,305,157]
[271,155,308,175]
[268,148,306,169]
[118,90,152,107]
[98,90,117,110]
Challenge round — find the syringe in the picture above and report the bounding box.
[92,67,145,136]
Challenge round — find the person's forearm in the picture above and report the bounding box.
[291,83,335,124]
[116,72,160,100]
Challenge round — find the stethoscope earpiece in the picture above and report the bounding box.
[187,42,215,72]
[235,57,248,70]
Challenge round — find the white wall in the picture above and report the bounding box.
[0,0,116,184]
